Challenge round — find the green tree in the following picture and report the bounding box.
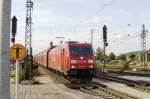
[130,53,135,61]
[118,54,126,61]
[109,52,116,60]
[96,47,103,59]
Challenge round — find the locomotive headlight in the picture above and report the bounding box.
[71,60,77,64]
[71,65,77,69]
[89,65,94,68]
[88,60,94,63]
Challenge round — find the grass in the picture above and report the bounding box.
[10,68,25,84]
[96,61,122,69]
[96,62,103,69]
[96,61,150,72]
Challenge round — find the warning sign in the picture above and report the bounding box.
[10,44,26,60]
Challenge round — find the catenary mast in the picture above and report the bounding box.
[25,0,33,80]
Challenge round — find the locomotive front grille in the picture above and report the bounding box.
[69,69,96,78]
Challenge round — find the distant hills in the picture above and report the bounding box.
[123,49,150,56]
[124,49,150,61]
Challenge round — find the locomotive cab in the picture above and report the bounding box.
[68,43,96,81]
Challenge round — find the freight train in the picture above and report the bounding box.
[34,41,96,82]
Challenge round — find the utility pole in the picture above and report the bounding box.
[0,0,11,99]
[140,24,148,68]
[91,29,94,46]
[25,0,34,80]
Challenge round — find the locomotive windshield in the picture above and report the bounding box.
[70,46,92,55]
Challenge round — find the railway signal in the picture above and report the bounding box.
[12,16,17,37]
[11,16,17,44]
[103,25,107,42]
[102,25,108,72]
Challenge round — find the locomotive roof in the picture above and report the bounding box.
[65,42,92,46]
[34,42,92,57]
[65,41,78,43]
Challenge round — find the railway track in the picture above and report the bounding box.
[96,72,150,93]
[100,68,150,77]
[39,66,70,84]
[80,82,140,99]
[116,71,150,77]
[40,66,140,99]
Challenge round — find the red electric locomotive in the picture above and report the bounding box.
[34,41,96,82]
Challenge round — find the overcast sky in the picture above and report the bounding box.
[12,0,150,55]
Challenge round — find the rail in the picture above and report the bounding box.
[80,82,140,99]
[96,72,150,93]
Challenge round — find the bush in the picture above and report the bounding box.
[19,68,25,82]
[96,62,103,69]
[11,68,25,84]
[110,60,118,64]
[123,64,129,70]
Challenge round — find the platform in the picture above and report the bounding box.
[10,70,99,99]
